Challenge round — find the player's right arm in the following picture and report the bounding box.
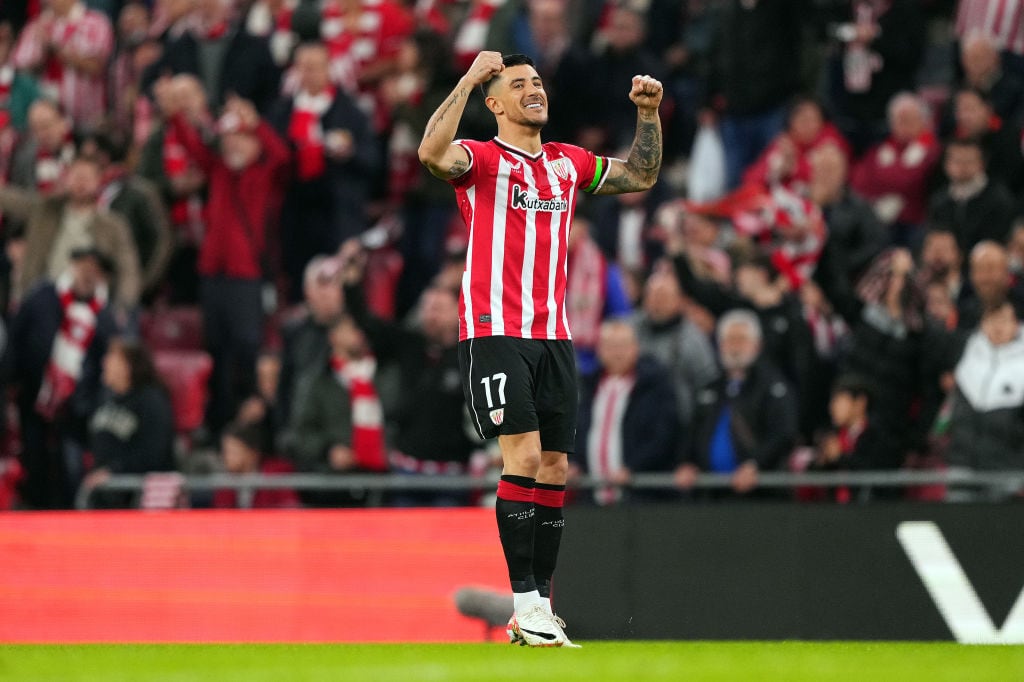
[418,51,504,180]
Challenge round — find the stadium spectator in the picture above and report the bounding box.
[810,374,903,472]
[243,0,300,67]
[9,98,74,195]
[167,93,290,434]
[213,419,301,509]
[948,88,1024,193]
[11,0,115,129]
[268,41,379,301]
[631,265,719,430]
[958,240,1024,331]
[276,254,344,428]
[566,217,633,377]
[674,309,799,496]
[109,2,158,140]
[136,73,211,304]
[705,0,805,188]
[956,31,1024,125]
[281,313,388,507]
[233,350,283,458]
[850,92,941,248]
[143,0,281,113]
[927,137,1016,257]
[916,228,965,318]
[340,241,478,506]
[5,247,117,509]
[82,337,176,507]
[0,156,142,312]
[946,300,1024,485]
[574,319,680,505]
[955,0,1024,80]
[0,21,41,132]
[78,131,173,299]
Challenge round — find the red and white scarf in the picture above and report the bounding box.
[36,271,108,420]
[567,236,607,350]
[35,140,75,195]
[288,89,334,180]
[330,355,387,472]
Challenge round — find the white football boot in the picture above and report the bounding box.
[508,604,565,647]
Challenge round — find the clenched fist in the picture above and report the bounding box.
[629,74,664,112]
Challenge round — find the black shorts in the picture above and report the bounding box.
[458,336,578,453]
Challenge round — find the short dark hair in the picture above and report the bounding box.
[480,54,537,97]
[945,135,985,158]
[831,374,874,406]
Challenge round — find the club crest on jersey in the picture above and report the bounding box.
[550,158,571,181]
[511,184,568,212]
[489,408,505,426]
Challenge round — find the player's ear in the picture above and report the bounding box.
[484,95,503,116]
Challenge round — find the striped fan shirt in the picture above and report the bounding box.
[449,137,610,341]
[956,0,1024,55]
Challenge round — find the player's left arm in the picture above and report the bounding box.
[594,75,663,195]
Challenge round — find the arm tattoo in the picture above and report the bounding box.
[600,113,663,194]
[447,158,468,178]
[425,87,466,139]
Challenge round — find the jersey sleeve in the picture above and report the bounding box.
[560,144,611,194]
[448,138,487,188]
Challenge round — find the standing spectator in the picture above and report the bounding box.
[341,243,479,506]
[706,0,806,188]
[956,31,1024,126]
[850,92,942,248]
[566,217,632,377]
[674,309,799,496]
[825,0,926,153]
[281,314,388,506]
[631,266,719,430]
[136,74,211,304]
[927,137,1016,257]
[244,0,300,68]
[213,420,301,509]
[947,299,1024,484]
[168,94,290,434]
[956,0,1024,80]
[144,0,281,113]
[950,88,1024,193]
[574,319,680,505]
[0,21,42,132]
[958,240,1024,331]
[268,41,379,301]
[82,337,176,507]
[276,254,345,428]
[4,248,116,509]
[917,228,965,316]
[9,99,75,195]
[11,0,114,129]
[78,131,173,300]
[0,156,142,313]
[109,2,155,139]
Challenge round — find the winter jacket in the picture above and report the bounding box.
[89,385,175,474]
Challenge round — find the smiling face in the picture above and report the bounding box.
[485,63,548,131]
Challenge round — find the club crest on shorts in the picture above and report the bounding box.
[489,408,505,426]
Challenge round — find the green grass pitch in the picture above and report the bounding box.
[2,642,1022,681]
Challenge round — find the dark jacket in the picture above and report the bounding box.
[276,312,331,428]
[684,360,798,472]
[104,173,173,293]
[281,363,353,474]
[927,180,1017,256]
[143,26,281,112]
[575,356,682,474]
[89,385,176,474]
[816,188,888,288]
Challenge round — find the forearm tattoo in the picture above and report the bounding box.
[602,112,663,193]
[425,86,468,140]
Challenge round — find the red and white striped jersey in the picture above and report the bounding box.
[957,0,1024,55]
[450,137,610,341]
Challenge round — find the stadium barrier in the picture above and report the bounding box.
[76,469,1024,509]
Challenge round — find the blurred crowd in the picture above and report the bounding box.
[0,0,1022,510]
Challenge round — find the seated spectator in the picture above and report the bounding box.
[268,41,379,301]
[957,31,1024,127]
[947,300,1024,498]
[742,98,850,193]
[339,241,478,507]
[5,248,117,509]
[281,314,387,507]
[78,131,173,300]
[950,88,1024,193]
[82,337,176,508]
[213,420,301,509]
[9,98,75,195]
[927,137,1016,257]
[277,255,345,428]
[850,92,941,248]
[167,94,290,434]
[674,309,798,496]
[136,73,211,304]
[11,0,115,129]
[0,156,142,313]
[631,266,718,430]
[566,217,633,377]
[807,374,904,500]
[958,240,1024,331]
[574,320,680,505]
